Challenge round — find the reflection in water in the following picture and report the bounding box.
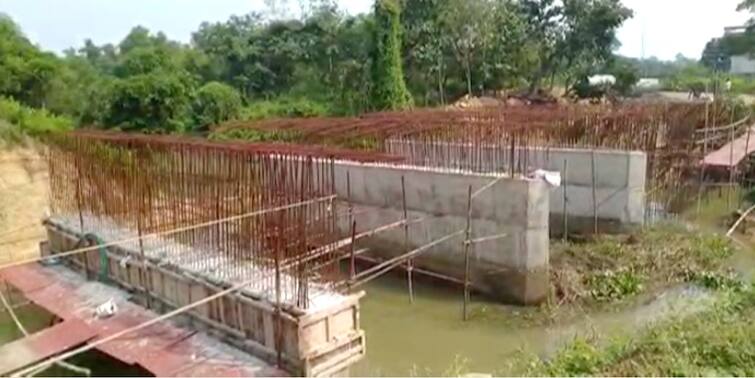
[353,273,715,376]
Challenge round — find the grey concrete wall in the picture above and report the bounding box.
[384,140,647,234]
[332,161,550,305]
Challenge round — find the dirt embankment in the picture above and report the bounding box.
[0,147,48,265]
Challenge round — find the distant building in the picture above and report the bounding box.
[730,55,755,75]
[636,78,660,91]
[721,22,755,76]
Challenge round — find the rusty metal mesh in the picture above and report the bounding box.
[47,131,348,309]
[216,103,731,214]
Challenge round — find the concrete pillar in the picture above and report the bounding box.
[333,161,550,305]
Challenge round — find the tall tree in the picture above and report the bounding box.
[438,0,494,96]
[519,0,632,93]
[370,0,413,110]
[0,14,60,108]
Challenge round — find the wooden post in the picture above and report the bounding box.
[728,105,736,210]
[401,176,414,303]
[697,99,711,215]
[346,171,352,225]
[349,220,356,285]
[562,159,568,241]
[462,185,472,321]
[591,150,598,235]
[744,126,752,208]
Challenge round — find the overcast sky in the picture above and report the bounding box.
[0,0,750,61]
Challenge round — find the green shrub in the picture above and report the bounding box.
[192,81,242,130]
[209,128,303,143]
[104,72,194,132]
[370,0,413,110]
[0,97,73,140]
[588,268,644,302]
[241,97,330,121]
[730,77,755,94]
[529,284,755,376]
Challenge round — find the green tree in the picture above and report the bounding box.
[519,0,632,93]
[438,0,499,96]
[192,82,242,130]
[0,14,60,108]
[105,72,194,132]
[739,0,755,16]
[370,0,413,110]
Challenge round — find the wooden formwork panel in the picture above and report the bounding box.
[44,222,365,377]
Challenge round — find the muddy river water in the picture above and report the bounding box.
[352,273,717,376]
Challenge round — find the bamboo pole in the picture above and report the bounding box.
[348,230,465,289]
[727,203,755,237]
[401,176,414,304]
[463,185,472,321]
[562,159,568,241]
[349,220,356,283]
[591,150,598,235]
[697,99,711,215]
[728,104,736,210]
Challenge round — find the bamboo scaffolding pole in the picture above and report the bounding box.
[347,230,465,289]
[591,150,598,234]
[562,159,568,240]
[353,255,466,286]
[462,185,472,321]
[401,176,414,304]
[728,105,736,210]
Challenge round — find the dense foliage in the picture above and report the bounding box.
[370,0,413,110]
[192,82,243,130]
[0,0,640,133]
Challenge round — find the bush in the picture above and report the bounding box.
[0,97,73,140]
[730,77,755,94]
[104,72,194,132]
[529,284,755,376]
[241,97,330,121]
[209,128,303,143]
[588,268,644,302]
[192,81,242,130]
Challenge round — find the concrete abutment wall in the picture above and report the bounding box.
[332,161,550,305]
[385,141,647,234]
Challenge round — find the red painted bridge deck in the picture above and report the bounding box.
[702,125,755,169]
[0,264,285,377]
[0,319,96,375]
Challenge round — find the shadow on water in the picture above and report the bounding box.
[352,272,717,376]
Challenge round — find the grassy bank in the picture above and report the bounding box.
[528,282,754,376]
[0,97,73,146]
[549,224,737,309]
